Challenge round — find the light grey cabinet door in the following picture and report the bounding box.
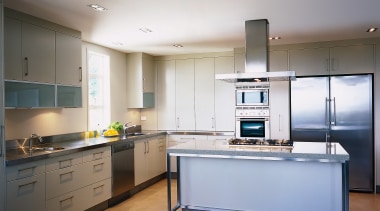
[22,22,55,83]
[329,45,374,75]
[269,50,288,72]
[56,32,82,86]
[269,81,290,139]
[157,60,176,130]
[175,59,195,130]
[195,58,215,131]
[4,17,22,80]
[215,56,235,131]
[289,47,329,76]
[234,52,245,73]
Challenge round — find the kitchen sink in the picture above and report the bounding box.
[21,146,65,152]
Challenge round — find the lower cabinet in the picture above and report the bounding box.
[6,146,112,211]
[6,159,46,211]
[135,136,167,186]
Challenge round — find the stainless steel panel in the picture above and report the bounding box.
[291,77,330,130]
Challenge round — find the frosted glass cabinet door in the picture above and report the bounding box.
[22,22,56,83]
[57,86,82,107]
[4,81,55,108]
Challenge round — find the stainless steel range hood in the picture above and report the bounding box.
[216,19,295,84]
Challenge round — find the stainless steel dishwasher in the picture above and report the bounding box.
[111,140,135,199]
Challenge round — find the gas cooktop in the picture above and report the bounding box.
[228,138,293,146]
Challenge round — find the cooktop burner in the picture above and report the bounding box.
[228,138,293,146]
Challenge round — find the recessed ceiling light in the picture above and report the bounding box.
[367,27,378,32]
[269,36,281,40]
[88,4,107,12]
[139,28,152,33]
[173,44,184,48]
[111,41,124,46]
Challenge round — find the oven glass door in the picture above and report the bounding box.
[237,118,269,138]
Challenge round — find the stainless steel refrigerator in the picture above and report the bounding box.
[290,74,373,192]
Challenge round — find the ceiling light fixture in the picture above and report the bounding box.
[367,27,378,32]
[173,44,184,48]
[269,36,281,40]
[139,28,152,33]
[88,4,107,11]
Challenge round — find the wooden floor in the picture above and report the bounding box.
[106,179,380,211]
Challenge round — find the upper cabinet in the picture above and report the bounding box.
[56,32,82,86]
[289,45,374,76]
[4,8,82,108]
[126,53,155,108]
[269,50,288,72]
[5,18,55,83]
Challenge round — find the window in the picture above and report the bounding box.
[87,51,110,131]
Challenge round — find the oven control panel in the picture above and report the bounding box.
[235,107,270,117]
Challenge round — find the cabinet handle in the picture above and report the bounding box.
[176,117,180,129]
[60,171,74,182]
[60,196,74,206]
[59,158,73,169]
[79,67,82,82]
[93,151,104,160]
[18,180,37,189]
[93,184,104,194]
[93,162,104,171]
[278,114,281,132]
[24,57,29,76]
[211,117,215,129]
[18,166,36,176]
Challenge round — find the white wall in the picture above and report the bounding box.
[4,42,140,140]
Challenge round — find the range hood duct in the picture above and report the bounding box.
[216,19,295,84]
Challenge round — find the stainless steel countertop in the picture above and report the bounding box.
[6,131,166,166]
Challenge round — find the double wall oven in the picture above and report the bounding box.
[235,85,270,140]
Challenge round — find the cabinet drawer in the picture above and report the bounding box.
[45,152,83,172]
[82,156,112,186]
[83,146,111,162]
[6,173,46,211]
[82,178,112,209]
[46,164,83,199]
[6,159,45,181]
[46,188,84,211]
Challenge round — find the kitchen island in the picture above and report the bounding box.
[167,141,349,211]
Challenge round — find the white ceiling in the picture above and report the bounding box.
[4,0,380,56]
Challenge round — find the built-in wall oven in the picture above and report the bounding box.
[235,86,269,106]
[235,107,270,140]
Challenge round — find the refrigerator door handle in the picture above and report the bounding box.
[332,97,337,126]
[325,97,329,126]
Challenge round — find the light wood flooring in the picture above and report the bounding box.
[106,179,380,211]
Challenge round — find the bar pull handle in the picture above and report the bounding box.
[59,158,73,169]
[176,117,180,129]
[211,117,215,129]
[18,180,37,189]
[332,97,337,126]
[79,67,82,82]
[60,196,74,207]
[325,97,329,126]
[24,57,29,76]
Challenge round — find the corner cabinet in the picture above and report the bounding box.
[4,9,82,108]
[157,60,176,130]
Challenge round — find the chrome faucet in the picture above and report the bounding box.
[28,133,44,151]
[123,122,136,135]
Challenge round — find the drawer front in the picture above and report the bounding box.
[46,152,83,172]
[82,178,112,210]
[6,159,45,181]
[6,174,46,211]
[83,146,111,162]
[82,156,112,186]
[46,188,85,211]
[46,164,84,199]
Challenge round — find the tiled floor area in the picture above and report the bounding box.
[106,179,380,211]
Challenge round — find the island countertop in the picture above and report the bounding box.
[167,141,349,163]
